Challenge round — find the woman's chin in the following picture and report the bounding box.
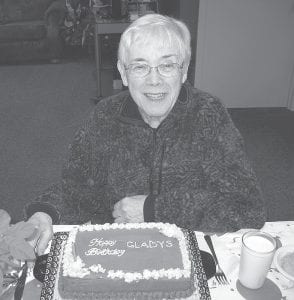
[145,108,169,119]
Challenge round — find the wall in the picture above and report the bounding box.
[195,0,294,108]
[159,0,199,84]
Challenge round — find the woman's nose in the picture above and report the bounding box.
[146,67,163,85]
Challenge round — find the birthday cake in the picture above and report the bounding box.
[57,223,197,299]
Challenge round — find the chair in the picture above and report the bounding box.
[0,0,66,64]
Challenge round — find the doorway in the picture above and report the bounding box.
[159,0,199,85]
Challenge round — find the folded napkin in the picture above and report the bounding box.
[195,232,241,288]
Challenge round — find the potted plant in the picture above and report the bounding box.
[0,209,36,296]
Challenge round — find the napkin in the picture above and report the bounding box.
[195,232,241,288]
[262,221,294,246]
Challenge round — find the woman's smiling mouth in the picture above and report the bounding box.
[144,93,166,101]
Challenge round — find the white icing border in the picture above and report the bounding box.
[62,223,191,282]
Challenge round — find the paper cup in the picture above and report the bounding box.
[238,231,276,289]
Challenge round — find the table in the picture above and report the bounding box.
[93,18,130,99]
[19,221,294,300]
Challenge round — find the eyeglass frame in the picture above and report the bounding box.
[124,62,184,78]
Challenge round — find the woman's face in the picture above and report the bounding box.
[118,41,188,128]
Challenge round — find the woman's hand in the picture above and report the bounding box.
[112,195,147,223]
[27,212,53,256]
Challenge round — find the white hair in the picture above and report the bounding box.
[118,14,191,68]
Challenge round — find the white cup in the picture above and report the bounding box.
[238,231,276,289]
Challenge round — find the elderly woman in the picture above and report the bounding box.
[27,14,266,254]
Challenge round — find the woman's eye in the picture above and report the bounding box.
[133,65,147,71]
[161,63,174,70]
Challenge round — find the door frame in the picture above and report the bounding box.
[194,0,208,89]
[287,64,294,111]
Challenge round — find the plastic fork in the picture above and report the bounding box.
[204,234,229,285]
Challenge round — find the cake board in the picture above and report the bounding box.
[40,230,211,300]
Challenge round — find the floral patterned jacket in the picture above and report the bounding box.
[27,82,266,232]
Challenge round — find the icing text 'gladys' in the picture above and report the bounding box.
[85,238,173,257]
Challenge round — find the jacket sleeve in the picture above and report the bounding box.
[153,99,267,232]
[60,114,113,224]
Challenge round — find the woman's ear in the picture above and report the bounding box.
[117,60,128,86]
[181,63,189,83]
[181,72,187,84]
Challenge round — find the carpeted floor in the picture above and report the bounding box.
[0,59,293,223]
[229,108,294,222]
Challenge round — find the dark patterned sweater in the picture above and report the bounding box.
[33,82,266,231]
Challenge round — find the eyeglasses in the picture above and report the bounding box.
[125,63,183,78]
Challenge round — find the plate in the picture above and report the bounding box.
[33,254,49,283]
[199,250,216,280]
[274,245,294,281]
